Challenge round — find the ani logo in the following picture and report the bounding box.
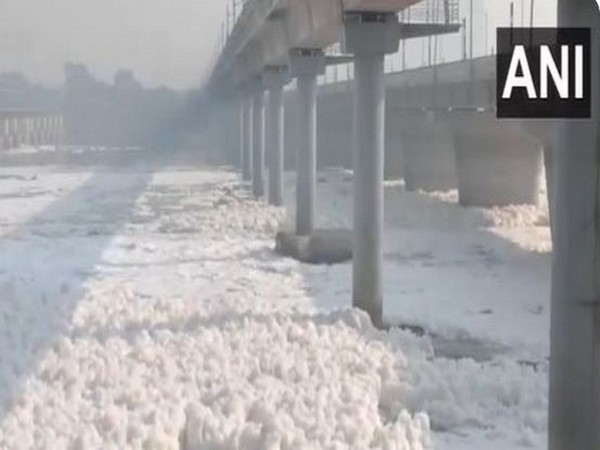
[496,27,591,118]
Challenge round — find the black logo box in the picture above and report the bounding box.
[496,27,591,119]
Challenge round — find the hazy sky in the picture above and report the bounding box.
[0,0,227,89]
[0,0,556,90]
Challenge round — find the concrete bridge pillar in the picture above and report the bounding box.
[25,117,34,146]
[27,117,34,146]
[0,117,8,150]
[222,103,239,167]
[44,117,52,144]
[20,117,27,146]
[36,117,43,145]
[10,117,21,148]
[32,117,41,146]
[238,99,244,172]
[38,117,43,145]
[549,1,600,449]
[252,87,266,198]
[343,12,400,327]
[242,96,253,181]
[20,118,28,146]
[523,120,558,227]
[35,117,41,145]
[283,92,298,171]
[43,117,51,145]
[6,118,13,149]
[18,117,25,146]
[44,117,52,145]
[400,110,457,191]
[49,117,57,147]
[57,116,65,148]
[289,49,326,235]
[264,67,289,207]
[452,114,543,207]
[29,117,36,145]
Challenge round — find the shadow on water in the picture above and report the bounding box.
[0,151,162,427]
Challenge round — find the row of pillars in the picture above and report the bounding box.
[228,2,600,449]
[235,13,397,327]
[231,3,600,449]
[0,114,64,150]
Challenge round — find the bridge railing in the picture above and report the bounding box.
[0,110,65,150]
[317,0,501,88]
[210,0,463,86]
[401,0,460,25]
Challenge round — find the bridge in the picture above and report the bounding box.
[203,0,600,449]
[207,0,462,327]
[0,110,64,150]
[313,54,549,208]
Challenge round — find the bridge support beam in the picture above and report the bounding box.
[289,49,326,235]
[523,120,558,229]
[0,117,7,150]
[238,99,245,173]
[252,88,265,197]
[26,118,34,146]
[264,67,289,207]
[43,117,50,147]
[20,118,29,146]
[343,12,400,327]
[549,1,600,449]
[401,111,457,192]
[33,117,40,146]
[452,118,543,207]
[10,118,20,148]
[242,95,253,181]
